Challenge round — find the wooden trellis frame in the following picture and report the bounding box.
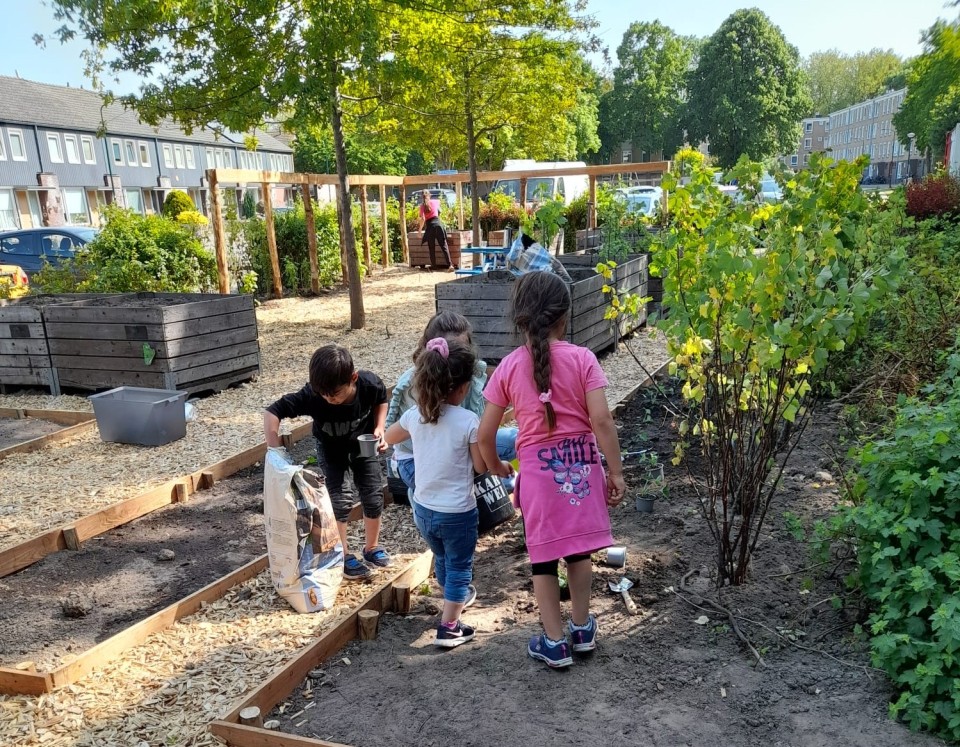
[207,162,670,295]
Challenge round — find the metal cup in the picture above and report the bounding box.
[358,434,380,457]
[605,546,627,568]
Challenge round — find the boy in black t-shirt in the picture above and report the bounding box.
[264,345,391,581]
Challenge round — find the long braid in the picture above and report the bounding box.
[511,272,571,433]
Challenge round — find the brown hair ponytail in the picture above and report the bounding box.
[413,337,477,425]
[510,272,571,432]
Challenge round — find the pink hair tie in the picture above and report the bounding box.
[426,337,449,359]
[539,390,553,404]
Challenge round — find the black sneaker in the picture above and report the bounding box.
[342,554,372,581]
[434,621,476,648]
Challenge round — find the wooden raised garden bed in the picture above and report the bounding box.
[43,292,260,393]
[435,254,647,361]
[407,230,470,269]
[0,294,106,394]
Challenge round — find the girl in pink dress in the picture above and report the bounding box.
[478,272,625,668]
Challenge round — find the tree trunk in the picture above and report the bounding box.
[330,80,365,330]
[465,83,482,247]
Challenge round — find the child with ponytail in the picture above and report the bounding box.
[478,272,625,668]
[386,337,504,647]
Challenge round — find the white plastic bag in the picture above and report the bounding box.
[263,448,344,613]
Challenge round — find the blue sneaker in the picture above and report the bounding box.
[342,554,372,581]
[435,620,476,648]
[464,584,477,609]
[568,615,598,653]
[362,546,392,568]
[528,634,573,668]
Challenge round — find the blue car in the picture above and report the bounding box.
[0,227,98,275]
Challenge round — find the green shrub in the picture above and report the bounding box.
[563,194,589,254]
[33,205,216,293]
[162,190,196,219]
[477,191,525,237]
[844,373,960,740]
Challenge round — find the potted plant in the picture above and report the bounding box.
[636,452,665,513]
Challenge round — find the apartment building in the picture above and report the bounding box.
[782,116,829,169]
[0,76,294,230]
[826,88,922,184]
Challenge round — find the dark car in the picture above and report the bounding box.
[0,227,98,275]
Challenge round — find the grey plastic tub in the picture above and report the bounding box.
[89,386,189,446]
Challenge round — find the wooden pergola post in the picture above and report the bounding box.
[588,175,598,229]
[261,182,282,298]
[359,188,372,273]
[338,185,349,286]
[208,170,229,294]
[379,184,390,268]
[455,181,464,231]
[398,189,409,264]
[302,183,320,294]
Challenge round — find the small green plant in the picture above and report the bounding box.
[162,189,196,219]
[239,270,258,295]
[282,256,299,292]
[521,197,567,252]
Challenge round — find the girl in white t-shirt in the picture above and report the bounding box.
[385,337,506,647]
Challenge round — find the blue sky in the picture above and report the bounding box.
[0,1,955,92]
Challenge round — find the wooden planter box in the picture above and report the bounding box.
[44,293,260,394]
[0,295,108,395]
[407,230,469,268]
[435,254,647,361]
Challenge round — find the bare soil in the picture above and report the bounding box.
[270,385,945,747]
[0,416,63,450]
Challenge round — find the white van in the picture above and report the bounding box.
[491,160,589,206]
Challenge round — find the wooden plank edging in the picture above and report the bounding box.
[209,551,434,747]
[0,419,96,462]
[0,408,95,426]
[610,358,671,419]
[0,555,269,695]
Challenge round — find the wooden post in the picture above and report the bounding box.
[379,184,390,268]
[398,190,409,263]
[208,170,230,294]
[63,527,81,551]
[14,662,36,672]
[394,583,411,614]
[261,183,282,298]
[302,184,320,294]
[455,181,464,230]
[358,609,379,640]
[239,707,264,728]
[519,177,527,214]
[174,483,189,504]
[588,175,598,229]
[360,189,372,272]
[199,471,216,490]
[338,185,349,286]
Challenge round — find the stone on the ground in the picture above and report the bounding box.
[156,549,176,562]
[61,591,95,619]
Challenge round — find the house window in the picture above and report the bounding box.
[162,144,174,168]
[64,135,81,164]
[205,148,213,167]
[804,154,810,165]
[62,188,90,225]
[125,140,138,166]
[0,189,18,230]
[805,122,813,132]
[790,155,798,166]
[185,147,195,169]
[138,142,151,167]
[804,138,811,149]
[111,140,124,165]
[8,129,26,161]
[47,134,63,163]
[80,136,96,164]
[125,188,144,214]
[174,145,185,169]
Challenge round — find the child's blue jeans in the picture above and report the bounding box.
[413,504,478,604]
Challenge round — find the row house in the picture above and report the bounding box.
[0,76,294,230]
[782,116,829,169]
[826,88,922,184]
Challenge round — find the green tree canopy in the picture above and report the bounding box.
[294,126,416,176]
[599,21,696,160]
[804,48,904,116]
[894,18,960,161]
[685,9,811,168]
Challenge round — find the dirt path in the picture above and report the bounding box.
[270,387,944,747]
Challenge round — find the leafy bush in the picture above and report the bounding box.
[844,372,960,740]
[162,190,196,219]
[477,191,525,236]
[563,194,589,254]
[905,172,960,220]
[33,205,216,293]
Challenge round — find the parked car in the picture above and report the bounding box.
[411,189,457,209]
[0,262,29,298]
[0,227,99,275]
[615,187,662,217]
